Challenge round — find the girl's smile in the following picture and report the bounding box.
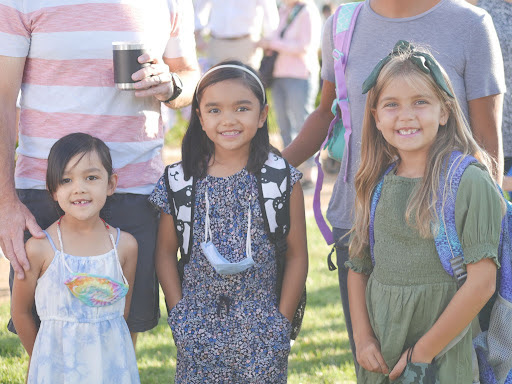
[372,77,448,167]
[198,79,268,161]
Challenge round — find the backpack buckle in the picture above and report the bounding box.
[332,49,343,61]
[450,256,467,287]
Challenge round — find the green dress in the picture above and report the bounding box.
[346,164,502,383]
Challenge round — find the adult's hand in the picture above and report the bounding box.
[0,196,44,280]
[131,53,175,102]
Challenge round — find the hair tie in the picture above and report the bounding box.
[362,40,454,98]
[196,64,266,103]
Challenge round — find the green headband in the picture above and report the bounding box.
[361,40,454,98]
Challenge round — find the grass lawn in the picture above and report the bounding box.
[0,216,356,383]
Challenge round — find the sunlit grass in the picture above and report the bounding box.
[0,216,356,383]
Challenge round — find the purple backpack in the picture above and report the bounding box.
[314,2,363,245]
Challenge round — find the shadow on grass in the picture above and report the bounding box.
[305,283,343,308]
[0,332,25,358]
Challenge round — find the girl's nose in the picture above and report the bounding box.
[399,106,415,120]
[73,180,87,193]
[221,112,236,126]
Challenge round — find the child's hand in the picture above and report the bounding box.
[356,336,389,374]
[389,349,409,380]
[389,346,433,380]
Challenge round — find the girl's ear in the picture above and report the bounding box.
[107,174,118,196]
[258,104,269,129]
[440,103,449,126]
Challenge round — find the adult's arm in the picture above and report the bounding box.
[0,56,44,280]
[261,0,279,38]
[131,0,200,108]
[282,80,335,167]
[468,94,504,183]
[266,6,318,55]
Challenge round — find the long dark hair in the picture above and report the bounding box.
[182,60,277,179]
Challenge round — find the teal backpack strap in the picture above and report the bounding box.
[164,162,196,280]
[257,153,306,340]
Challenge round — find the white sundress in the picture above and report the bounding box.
[27,228,140,384]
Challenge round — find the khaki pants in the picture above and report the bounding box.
[208,36,262,69]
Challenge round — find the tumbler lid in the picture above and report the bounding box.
[112,42,147,50]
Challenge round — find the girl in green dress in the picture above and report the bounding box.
[346,41,504,383]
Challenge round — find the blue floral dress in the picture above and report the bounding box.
[150,165,301,383]
[28,229,140,384]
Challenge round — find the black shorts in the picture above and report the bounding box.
[8,189,160,333]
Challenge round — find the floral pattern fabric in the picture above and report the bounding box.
[149,165,301,383]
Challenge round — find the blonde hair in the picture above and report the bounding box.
[349,47,495,259]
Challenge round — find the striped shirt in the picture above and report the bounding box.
[0,0,196,194]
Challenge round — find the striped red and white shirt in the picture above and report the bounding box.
[0,0,196,195]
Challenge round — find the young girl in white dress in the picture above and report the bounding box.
[12,133,140,383]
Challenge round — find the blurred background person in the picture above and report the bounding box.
[194,0,279,69]
[472,0,512,189]
[259,0,321,185]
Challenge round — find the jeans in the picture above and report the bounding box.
[271,77,318,149]
[333,227,359,376]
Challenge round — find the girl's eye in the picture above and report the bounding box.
[236,106,249,112]
[208,108,220,114]
[416,100,428,105]
[61,178,71,184]
[87,175,98,181]
[383,102,397,108]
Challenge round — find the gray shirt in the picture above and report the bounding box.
[478,0,512,158]
[321,0,506,230]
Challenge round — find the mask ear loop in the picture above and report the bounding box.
[246,201,252,261]
[204,189,213,243]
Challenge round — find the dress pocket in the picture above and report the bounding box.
[275,308,292,334]
[394,361,439,384]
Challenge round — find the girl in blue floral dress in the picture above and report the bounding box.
[150,61,308,383]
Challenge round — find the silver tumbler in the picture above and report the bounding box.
[112,42,150,90]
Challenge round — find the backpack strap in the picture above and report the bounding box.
[257,153,307,340]
[433,151,478,286]
[257,153,291,254]
[164,162,196,275]
[314,1,363,246]
[331,1,363,182]
[369,164,395,265]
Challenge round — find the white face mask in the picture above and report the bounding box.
[200,190,255,275]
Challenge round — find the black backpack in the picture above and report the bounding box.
[164,153,306,340]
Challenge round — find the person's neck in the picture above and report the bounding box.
[370,0,442,18]
[59,215,104,234]
[208,150,250,178]
[395,153,427,178]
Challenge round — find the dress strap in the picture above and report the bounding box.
[115,227,121,246]
[109,228,128,285]
[42,230,58,252]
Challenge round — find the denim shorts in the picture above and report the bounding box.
[8,189,160,333]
